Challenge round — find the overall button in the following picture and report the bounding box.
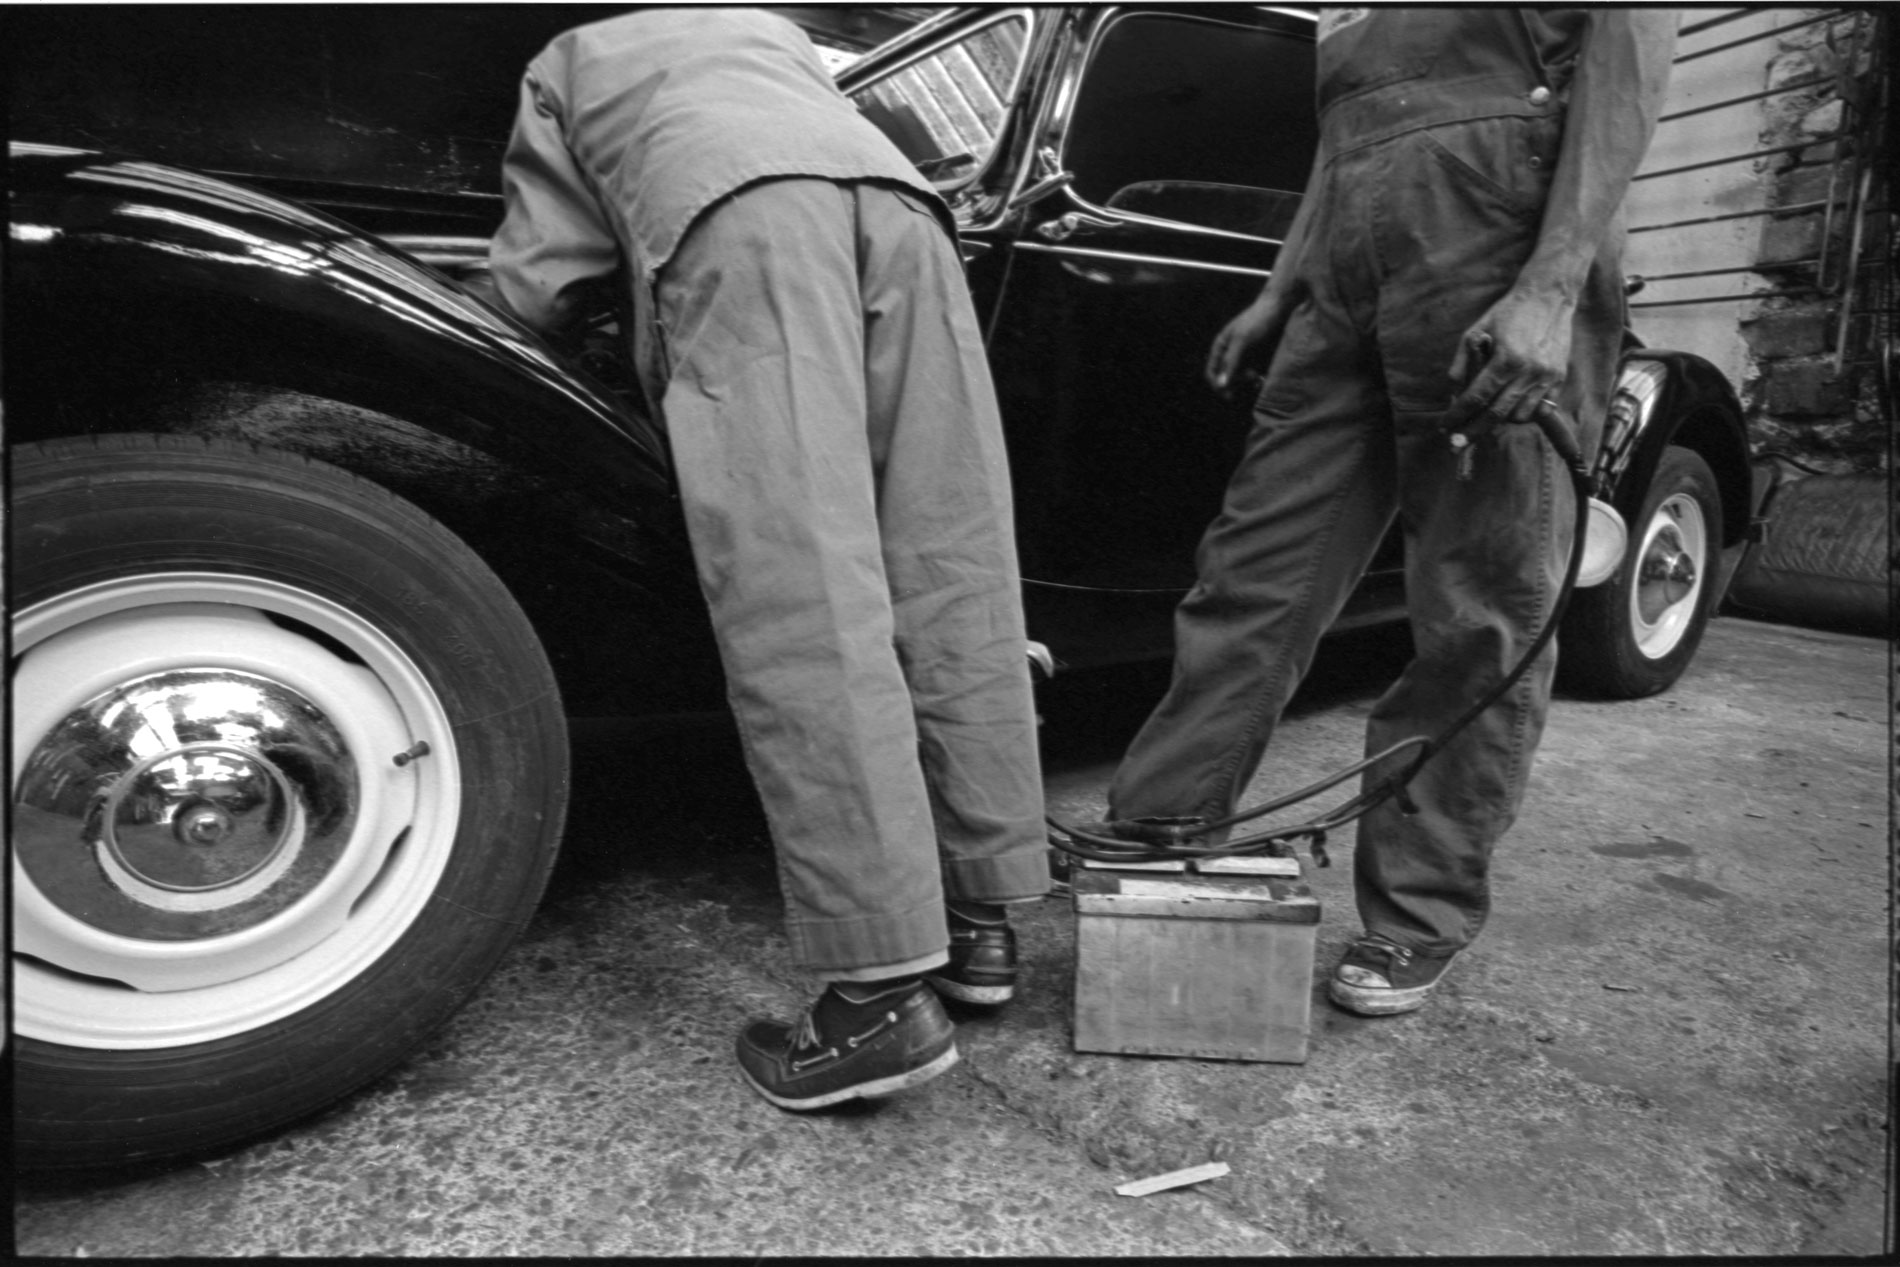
[1529,86,1553,106]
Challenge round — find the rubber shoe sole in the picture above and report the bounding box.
[735,984,961,1111]
[739,1043,959,1111]
[925,916,1018,1005]
[1328,958,1453,1016]
[924,973,1013,1005]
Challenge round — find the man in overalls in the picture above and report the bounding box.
[1106,9,1677,1014]
[490,9,1048,1107]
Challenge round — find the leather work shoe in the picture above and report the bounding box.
[735,978,958,1111]
[924,904,1018,1005]
[1328,933,1456,1016]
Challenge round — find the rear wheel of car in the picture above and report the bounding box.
[10,433,569,1169]
[1559,445,1723,699]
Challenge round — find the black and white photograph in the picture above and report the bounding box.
[7,3,1893,1257]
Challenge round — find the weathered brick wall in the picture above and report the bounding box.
[1741,8,1886,473]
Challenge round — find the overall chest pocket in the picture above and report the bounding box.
[1414,111,1563,223]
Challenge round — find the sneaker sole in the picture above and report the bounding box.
[1327,977,1436,1016]
[923,974,1014,1005]
[740,1043,960,1111]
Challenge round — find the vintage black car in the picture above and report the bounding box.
[8,5,1754,1167]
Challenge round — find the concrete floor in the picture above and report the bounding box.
[13,616,1893,1257]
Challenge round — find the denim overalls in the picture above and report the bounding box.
[1109,8,1627,955]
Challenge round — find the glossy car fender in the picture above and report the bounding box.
[7,144,674,520]
[9,143,724,721]
[1599,348,1756,549]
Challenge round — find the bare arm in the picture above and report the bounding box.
[1444,10,1679,433]
[1204,155,1326,396]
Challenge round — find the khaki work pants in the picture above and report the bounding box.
[649,177,1049,978]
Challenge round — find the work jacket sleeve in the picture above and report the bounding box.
[489,72,623,339]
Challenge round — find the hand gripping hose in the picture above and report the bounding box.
[1047,403,1595,868]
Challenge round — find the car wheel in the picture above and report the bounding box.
[1559,445,1722,700]
[10,433,568,1169]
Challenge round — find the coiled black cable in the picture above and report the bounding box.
[1046,404,1596,868]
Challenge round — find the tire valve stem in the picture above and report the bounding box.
[392,741,432,768]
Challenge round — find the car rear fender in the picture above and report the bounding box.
[1597,349,1756,550]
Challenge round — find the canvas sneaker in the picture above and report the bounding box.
[1328,933,1456,1015]
[735,978,958,1111]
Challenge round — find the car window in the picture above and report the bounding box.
[1064,13,1317,232]
[849,15,1030,187]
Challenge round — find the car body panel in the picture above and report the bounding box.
[8,142,723,719]
[9,5,1756,681]
[1598,347,1755,543]
[840,4,1755,667]
[8,143,673,504]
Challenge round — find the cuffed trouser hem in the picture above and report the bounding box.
[792,848,1047,975]
[817,950,951,984]
[788,893,950,977]
[941,850,1052,905]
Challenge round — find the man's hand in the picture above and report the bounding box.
[1441,11,1677,446]
[1205,288,1299,399]
[1442,284,1577,441]
[1207,156,1324,401]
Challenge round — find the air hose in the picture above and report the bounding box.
[1046,402,1596,869]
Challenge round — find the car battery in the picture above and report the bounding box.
[1072,855,1319,1064]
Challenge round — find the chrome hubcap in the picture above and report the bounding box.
[1636,525,1697,625]
[15,669,358,940]
[12,574,460,1047]
[1629,492,1708,659]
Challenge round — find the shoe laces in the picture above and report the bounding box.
[791,1004,823,1054]
[794,984,905,1053]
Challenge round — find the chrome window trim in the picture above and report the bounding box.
[1036,6,1317,249]
[1045,191,1292,249]
[1013,240,1273,281]
[840,7,1041,214]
